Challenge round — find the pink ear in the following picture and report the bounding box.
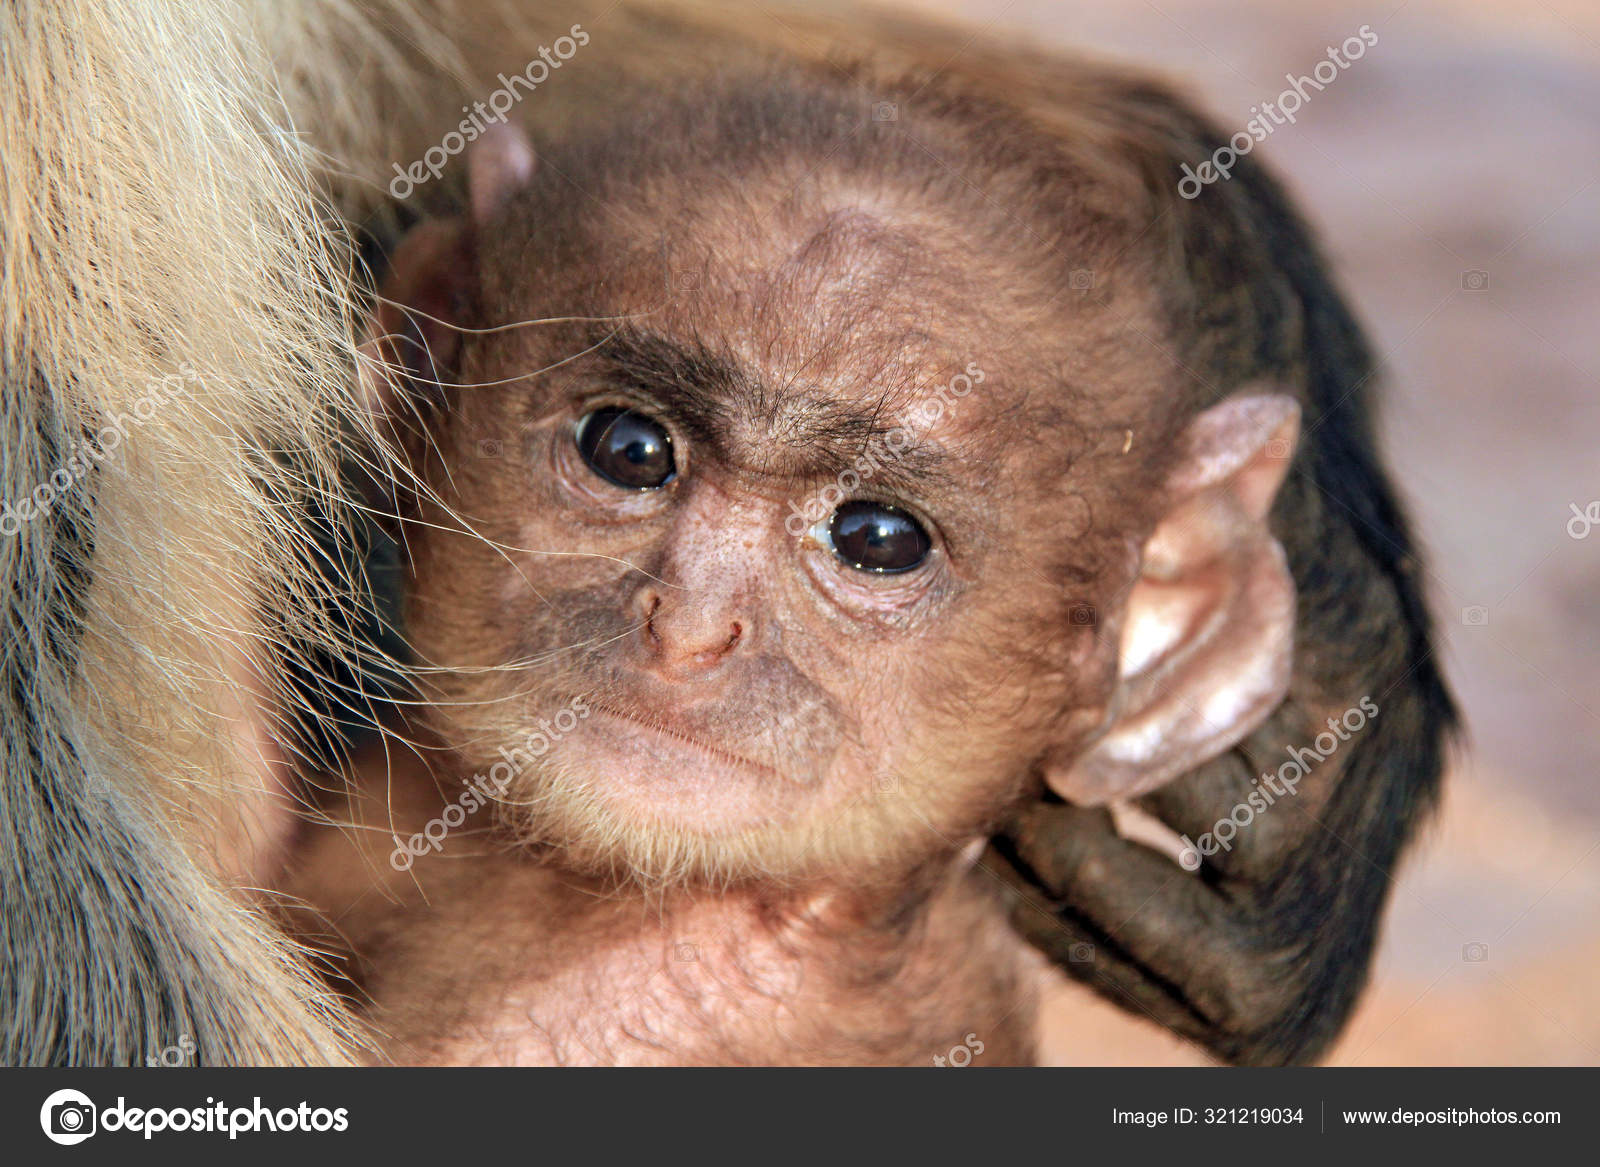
[468,123,537,227]
[1043,394,1301,806]
[1167,394,1300,521]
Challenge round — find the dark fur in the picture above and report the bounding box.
[982,76,1457,1065]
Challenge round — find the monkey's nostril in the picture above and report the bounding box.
[686,620,742,668]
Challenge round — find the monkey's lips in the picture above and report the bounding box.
[589,702,779,779]
[557,700,827,833]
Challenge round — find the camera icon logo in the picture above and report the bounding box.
[1461,605,1489,626]
[1265,437,1293,460]
[1461,270,1490,291]
[872,101,899,122]
[476,438,504,459]
[1462,942,1489,963]
[1069,603,1097,627]
[1068,942,1096,963]
[673,942,699,962]
[40,1089,97,1145]
[1068,269,1096,292]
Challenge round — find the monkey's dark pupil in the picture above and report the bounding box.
[830,500,931,573]
[576,407,675,489]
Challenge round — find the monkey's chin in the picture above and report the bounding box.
[489,717,872,888]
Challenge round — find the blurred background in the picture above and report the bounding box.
[893,0,1600,1064]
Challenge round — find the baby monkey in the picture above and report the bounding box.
[286,59,1451,1065]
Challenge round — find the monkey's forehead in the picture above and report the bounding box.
[500,186,1093,400]
[485,137,1178,485]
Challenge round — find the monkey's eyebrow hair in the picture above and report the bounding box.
[583,324,961,493]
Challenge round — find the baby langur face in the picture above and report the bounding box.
[409,310,1095,887]
[387,182,1111,888]
[383,125,1297,890]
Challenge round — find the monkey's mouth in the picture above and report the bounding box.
[588,702,780,779]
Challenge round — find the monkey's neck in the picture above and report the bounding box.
[431,867,1036,1066]
[288,741,1038,1065]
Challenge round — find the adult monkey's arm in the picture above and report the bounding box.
[0,0,378,1065]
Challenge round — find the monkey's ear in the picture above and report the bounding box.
[360,125,538,416]
[1046,394,1300,805]
[362,218,473,411]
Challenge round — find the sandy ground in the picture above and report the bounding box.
[888,0,1600,1064]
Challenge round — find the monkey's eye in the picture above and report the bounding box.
[575,407,676,489]
[825,500,932,573]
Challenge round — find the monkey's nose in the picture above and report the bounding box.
[633,591,747,677]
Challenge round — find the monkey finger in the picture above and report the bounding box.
[987,801,1326,1063]
[1132,749,1323,883]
